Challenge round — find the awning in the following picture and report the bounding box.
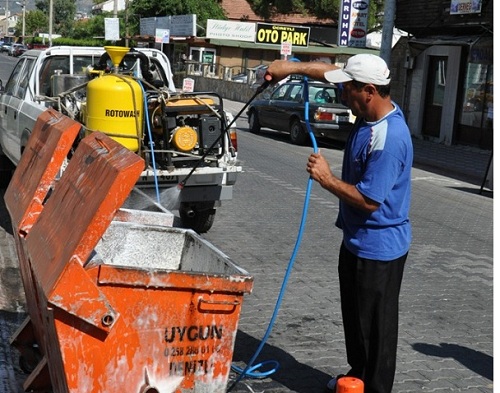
[406,34,491,58]
[207,38,380,57]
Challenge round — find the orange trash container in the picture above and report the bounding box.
[5,109,254,393]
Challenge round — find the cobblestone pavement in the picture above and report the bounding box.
[214,99,493,393]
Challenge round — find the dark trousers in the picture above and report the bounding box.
[338,243,407,393]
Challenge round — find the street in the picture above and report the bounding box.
[207,100,494,392]
[0,56,493,392]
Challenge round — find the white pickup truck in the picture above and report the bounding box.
[0,45,242,232]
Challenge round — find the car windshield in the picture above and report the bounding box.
[270,83,339,104]
[308,85,338,104]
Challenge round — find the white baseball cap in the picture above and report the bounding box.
[324,54,391,86]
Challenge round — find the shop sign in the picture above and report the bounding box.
[140,14,197,37]
[155,29,170,44]
[104,18,120,41]
[255,23,310,47]
[206,19,256,42]
[338,0,370,47]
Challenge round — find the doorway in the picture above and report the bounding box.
[422,56,447,138]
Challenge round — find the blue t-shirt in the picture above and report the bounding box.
[336,103,413,261]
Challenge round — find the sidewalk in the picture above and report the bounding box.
[411,137,493,189]
[223,97,493,191]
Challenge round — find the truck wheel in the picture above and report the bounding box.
[248,110,261,134]
[290,119,308,145]
[179,202,216,233]
[0,156,14,188]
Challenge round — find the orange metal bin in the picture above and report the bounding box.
[62,222,253,392]
[5,109,253,392]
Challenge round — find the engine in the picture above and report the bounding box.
[49,46,234,172]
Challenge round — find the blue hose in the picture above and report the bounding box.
[138,81,161,205]
[228,72,318,391]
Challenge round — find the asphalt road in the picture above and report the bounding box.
[0,52,18,84]
[0,59,493,392]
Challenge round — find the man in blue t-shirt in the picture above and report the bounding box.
[266,54,412,393]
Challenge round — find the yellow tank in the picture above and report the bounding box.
[86,74,143,152]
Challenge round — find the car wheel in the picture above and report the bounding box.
[179,202,216,233]
[248,110,261,134]
[290,119,308,145]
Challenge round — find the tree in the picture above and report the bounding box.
[248,0,337,20]
[15,9,48,37]
[72,10,132,39]
[368,0,385,32]
[248,0,385,31]
[72,13,107,40]
[35,0,76,36]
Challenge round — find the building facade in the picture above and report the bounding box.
[395,0,493,149]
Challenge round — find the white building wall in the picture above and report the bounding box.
[407,44,462,145]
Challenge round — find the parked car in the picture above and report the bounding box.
[7,44,28,57]
[231,64,268,85]
[247,77,355,144]
[231,72,248,83]
[11,43,28,57]
[1,42,12,54]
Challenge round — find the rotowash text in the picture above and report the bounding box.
[104,109,140,117]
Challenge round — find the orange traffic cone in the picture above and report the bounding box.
[336,376,364,393]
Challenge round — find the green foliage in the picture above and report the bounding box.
[34,0,76,36]
[27,35,106,47]
[72,14,107,40]
[51,37,107,46]
[71,10,139,44]
[249,0,338,20]
[15,9,48,37]
[248,0,384,31]
[368,0,385,32]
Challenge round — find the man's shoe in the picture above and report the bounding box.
[325,374,345,392]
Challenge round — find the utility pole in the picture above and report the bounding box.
[21,0,25,43]
[48,0,53,46]
[379,0,396,66]
[15,0,24,42]
[125,0,129,47]
[5,0,8,36]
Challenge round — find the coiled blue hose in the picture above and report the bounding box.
[227,71,318,391]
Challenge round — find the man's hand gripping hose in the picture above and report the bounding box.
[227,65,319,392]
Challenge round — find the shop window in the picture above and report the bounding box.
[460,63,493,129]
[189,48,216,75]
